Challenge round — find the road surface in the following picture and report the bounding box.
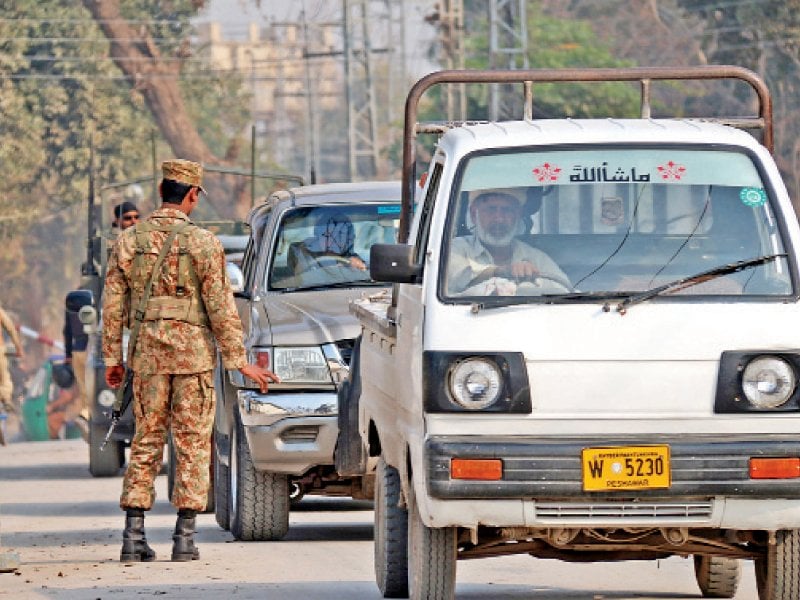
[0,439,758,599]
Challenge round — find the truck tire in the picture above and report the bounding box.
[374,457,408,598]
[756,529,800,600]
[407,478,457,600]
[88,422,123,477]
[336,336,367,477]
[229,408,289,541]
[213,433,230,530]
[694,555,741,598]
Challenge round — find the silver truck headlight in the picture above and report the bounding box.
[448,358,503,409]
[273,347,331,384]
[742,356,796,409]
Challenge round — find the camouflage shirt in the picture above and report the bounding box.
[102,207,247,374]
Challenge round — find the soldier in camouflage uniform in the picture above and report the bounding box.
[102,159,278,563]
[0,303,24,414]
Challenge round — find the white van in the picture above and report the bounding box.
[341,67,800,600]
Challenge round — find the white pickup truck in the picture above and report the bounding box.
[339,67,800,600]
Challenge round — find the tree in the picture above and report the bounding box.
[81,0,255,219]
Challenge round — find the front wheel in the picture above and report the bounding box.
[407,478,456,600]
[756,529,800,600]
[374,457,408,598]
[229,407,289,541]
[694,555,740,598]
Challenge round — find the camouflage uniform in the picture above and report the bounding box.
[0,304,23,409]
[103,203,247,511]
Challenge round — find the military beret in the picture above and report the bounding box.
[162,159,205,190]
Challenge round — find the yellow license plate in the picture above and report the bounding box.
[581,446,671,491]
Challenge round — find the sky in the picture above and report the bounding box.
[194,0,438,77]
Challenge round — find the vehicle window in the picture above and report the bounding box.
[442,147,793,300]
[414,162,443,264]
[241,211,271,291]
[268,202,401,291]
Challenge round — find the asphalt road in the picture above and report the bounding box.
[0,439,759,599]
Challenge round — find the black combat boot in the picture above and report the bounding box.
[171,509,200,562]
[120,508,156,562]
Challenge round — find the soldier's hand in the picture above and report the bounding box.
[239,364,280,393]
[105,365,125,389]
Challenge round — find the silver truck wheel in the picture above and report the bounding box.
[756,530,800,600]
[407,480,456,600]
[694,555,741,598]
[229,408,290,541]
[88,422,123,477]
[374,457,408,598]
[213,434,230,530]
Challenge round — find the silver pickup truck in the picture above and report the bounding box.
[213,181,401,541]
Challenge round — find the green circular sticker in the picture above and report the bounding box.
[740,187,767,207]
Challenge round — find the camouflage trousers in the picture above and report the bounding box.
[0,350,10,406]
[120,370,214,512]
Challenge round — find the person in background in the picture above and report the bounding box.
[0,302,25,414]
[112,201,140,232]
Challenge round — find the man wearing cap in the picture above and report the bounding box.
[112,201,140,231]
[102,158,279,563]
[446,190,570,296]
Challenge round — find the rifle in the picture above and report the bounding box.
[100,369,133,450]
[99,222,189,450]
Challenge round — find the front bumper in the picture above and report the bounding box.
[416,434,800,530]
[237,389,338,475]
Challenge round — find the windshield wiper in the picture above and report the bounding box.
[469,291,622,313]
[280,280,382,293]
[615,253,786,314]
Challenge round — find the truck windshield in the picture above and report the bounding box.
[269,203,401,291]
[442,147,793,301]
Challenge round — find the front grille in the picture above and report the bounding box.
[534,500,713,522]
[336,338,355,365]
[281,425,319,444]
[426,436,800,499]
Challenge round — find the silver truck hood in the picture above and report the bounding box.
[259,288,382,346]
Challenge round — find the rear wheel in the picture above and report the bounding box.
[374,457,408,598]
[693,555,741,598]
[228,407,289,541]
[756,529,800,600]
[88,422,123,477]
[407,479,456,600]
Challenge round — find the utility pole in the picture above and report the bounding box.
[489,0,528,120]
[434,0,466,121]
[301,9,320,184]
[343,0,382,180]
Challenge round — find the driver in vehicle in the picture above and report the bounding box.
[447,190,570,296]
[288,209,367,276]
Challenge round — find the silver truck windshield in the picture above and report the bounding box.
[269,203,401,291]
[442,147,793,301]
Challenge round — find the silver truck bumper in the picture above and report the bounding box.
[237,389,338,475]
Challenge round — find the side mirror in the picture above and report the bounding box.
[370,244,422,284]
[226,262,245,294]
[66,289,94,313]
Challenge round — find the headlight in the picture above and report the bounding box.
[742,356,796,409]
[272,347,331,384]
[448,358,503,409]
[98,389,117,408]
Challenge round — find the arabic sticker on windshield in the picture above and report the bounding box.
[740,187,767,207]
